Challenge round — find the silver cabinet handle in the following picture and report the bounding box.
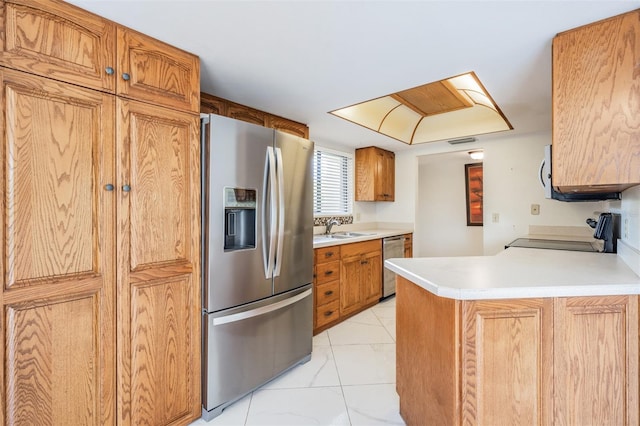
[104,184,114,191]
[105,67,114,75]
[122,184,131,192]
[122,73,130,81]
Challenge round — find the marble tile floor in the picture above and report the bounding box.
[191,296,405,426]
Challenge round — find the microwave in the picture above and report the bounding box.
[539,145,621,202]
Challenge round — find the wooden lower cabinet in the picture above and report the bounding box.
[313,239,382,334]
[462,299,554,426]
[554,296,638,426]
[397,276,639,426]
[340,240,382,317]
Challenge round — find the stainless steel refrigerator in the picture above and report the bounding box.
[200,114,314,420]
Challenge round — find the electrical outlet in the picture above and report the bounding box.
[492,213,499,223]
[531,204,540,215]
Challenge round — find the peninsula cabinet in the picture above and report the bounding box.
[355,146,395,201]
[0,0,201,424]
[552,9,640,193]
[397,277,639,426]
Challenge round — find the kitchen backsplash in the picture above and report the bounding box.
[314,216,353,227]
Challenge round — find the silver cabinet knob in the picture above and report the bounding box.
[122,184,131,192]
[104,183,114,191]
[122,73,130,81]
[105,67,114,75]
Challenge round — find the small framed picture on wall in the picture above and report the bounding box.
[465,163,483,226]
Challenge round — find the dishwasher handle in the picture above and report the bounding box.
[383,236,404,243]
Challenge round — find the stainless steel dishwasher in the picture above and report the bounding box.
[382,236,404,298]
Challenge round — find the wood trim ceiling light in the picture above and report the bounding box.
[329,71,513,145]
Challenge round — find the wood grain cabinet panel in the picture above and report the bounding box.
[0,0,117,92]
[462,299,553,426]
[117,28,200,113]
[0,68,115,425]
[117,99,201,425]
[552,9,640,192]
[265,115,309,138]
[554,296,639,426]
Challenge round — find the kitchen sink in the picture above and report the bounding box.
[332,232,374,237]
[313,232,376,242]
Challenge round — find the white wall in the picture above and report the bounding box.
[482,132,606,254]
[620,185,640,251]
[376,130,608,255]
[416,154,484,257]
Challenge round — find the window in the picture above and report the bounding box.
[312,147,353,216]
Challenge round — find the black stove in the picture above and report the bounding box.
[506,238,599,253]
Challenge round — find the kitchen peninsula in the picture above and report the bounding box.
[385,247,640,426]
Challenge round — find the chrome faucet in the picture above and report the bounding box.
[325,219,340,235]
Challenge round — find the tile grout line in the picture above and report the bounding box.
[327,330,354,425]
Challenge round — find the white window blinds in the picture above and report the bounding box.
[312,148,353,216]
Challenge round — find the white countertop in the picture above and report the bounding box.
[313,228,412,248]
[385,247,640,300]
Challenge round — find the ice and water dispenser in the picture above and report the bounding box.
[224,187,256,251]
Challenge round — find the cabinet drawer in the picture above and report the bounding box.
[316,300,340,328]
[316,246,340,264]
[316,261,340,284]
[316,281,339,306]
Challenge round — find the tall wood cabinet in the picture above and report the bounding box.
[0,1,201,424]
[552,9,640,193]
[355,146,395,201]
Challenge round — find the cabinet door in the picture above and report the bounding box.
[360,251,382,305]
[340,255,362,316]
[462,299,553,426]
[116,99,201,425]
[266,115,309,139]
[552,10,640,191]
[117,28,200,113]
[377,149,395,201]
[554,296,639,426]
[0,69,115,424]
[1,0,116,92]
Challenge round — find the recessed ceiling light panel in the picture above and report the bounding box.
[329,72,513,145]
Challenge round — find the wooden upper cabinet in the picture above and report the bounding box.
[0,0,117,92]
[356,146,395,201]
[117,28,200,113]
[226,103,266,126]
[266,115,310,138]
[0,68,116,424]
[116,99,201,425]
[552,9,640,192]
[200,92,310,138]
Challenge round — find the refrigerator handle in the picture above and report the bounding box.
[262,147,277,279]
[211,289,312,326]
[274,147,285,277]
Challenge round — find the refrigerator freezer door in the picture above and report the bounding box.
[272,132,314,295]
[203,115,275,312]
[202,285,312,420]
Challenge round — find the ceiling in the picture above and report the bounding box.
[69,0,639,152]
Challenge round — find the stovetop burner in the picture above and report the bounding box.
[506,238,599,253]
